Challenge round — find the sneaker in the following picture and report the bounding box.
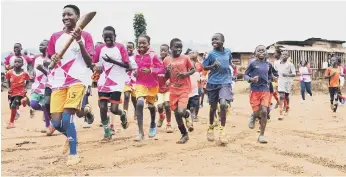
[207,126,215,142]
[166,125,174,133]
[6,122,15,129]
[83,121,91,128]
[62,139,69,155]
[134,134,144,142]
[157,118,164,128]
[84,104,94,125]
[278,110,284,121]
[176,134,189,144]
[66,154,81,166]
[219,129,228,144]
[120,112,129,129]
[30,109,35,118]
[248,114,255,129]
[258,136,268,144]
[148,127,157,138]
[46,125,55,136]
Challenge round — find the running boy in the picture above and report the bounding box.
[276,51,296,120]
[244,45,274,143]
[188,50,203,123]
[164,38,195,144]
[134,34,164,141]
[157,44,173,133]
[6,57,30,129]
[325,57,343,117]
[93,26,130,141]
[202,33,233,145]
[123,41,138,121]
[30,39,55,135]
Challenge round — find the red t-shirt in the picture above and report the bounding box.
[163,55,193,95]
[6,69,30,97]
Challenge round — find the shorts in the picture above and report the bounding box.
[124,85,136,97]
[329,87,341,102]
[187,95,199,110]
[98,91,122,104]
[50,84,86,113]
[170,92,189,111]
[278,81,293,94]
[44,87,52,97]
[30,92,45,105]
[157,92,170,105]
[135,84,158,105]
[8,96,24,108]
[250,91,271,112]
[206,83,233,104]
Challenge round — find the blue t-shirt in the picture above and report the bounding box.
[244,59,273,92]
[202,48,232,85]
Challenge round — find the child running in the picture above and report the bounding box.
[244,45,274,143]
[93,26,130,141]
[47,4,94,165]
[30,39,55,135]
[325,57,343,117]
[134,34,164,141]
[276,51,296,120]
[164,38,195,144]
[123,41,138,121]
[298,60,313,102]
[202,33,233,145]
[157,44,174,133]
[188,50,203,123]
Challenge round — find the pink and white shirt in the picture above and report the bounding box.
[93,43,129,92]
[4,54,32,72]
[31,55,48,94]
[125,55,138,89]
[47,31,94,90]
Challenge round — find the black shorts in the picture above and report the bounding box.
[8,96,24,108]
[44,87,52,97]
[329,87,341,101]
[206,83,233,104]
[187,95,199,110]
[269,82,274,93]
[98,91,122,104]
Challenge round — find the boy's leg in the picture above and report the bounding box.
[7,96,21,128]
[134,97,145,141]
[306,82,313,97]
[131,92,137,120]
[109,91,128,129]
[300,81,306,101]
[163,101,173,133]
[278,92,285,120]
[157,93,165,128]
[123,91,131,116]
[146,95,157,138]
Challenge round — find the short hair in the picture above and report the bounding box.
[103,26,116,34]
[214,33,225,42]
[170,38,182,48]
[160,44,169,49]
[185,48,192,55]
[14,43,22,47]
[128,42,135,47]
[139,34,151,44]
[64,4,80,16]
[254,45,266,53]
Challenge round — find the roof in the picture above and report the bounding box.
[269,38,345,47]
[267,44,346,53]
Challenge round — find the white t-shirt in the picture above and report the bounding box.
[189,71,200,97]
[299,67,311,82]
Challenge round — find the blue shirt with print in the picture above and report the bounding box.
[202,48,232,84]
[244,60,273,92]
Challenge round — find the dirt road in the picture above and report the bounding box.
[1,89,346,176]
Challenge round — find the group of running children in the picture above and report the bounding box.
[4,4,345,166]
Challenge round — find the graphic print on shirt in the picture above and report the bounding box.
[125,55,138,89]
[47,31,94,90]
[31,55,48,94]
[93,43,129,92]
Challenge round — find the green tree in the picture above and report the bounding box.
[133,13,147,47]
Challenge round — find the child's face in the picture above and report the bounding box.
[138,37,149,54]
[13,44,22,55]
[160,45,169,59]
[331,57,337,67]
[14,57,23,69]
[255,46,267,60]
[127,43,134,56]
[212,34,223,49]
[282,51,289,61]
[170,41,183,58]
[39,40,48,53]
[189,51,198,60]
[103,30,116,46]
[62,7,79,29]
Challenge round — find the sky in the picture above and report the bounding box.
[1,0,346,53]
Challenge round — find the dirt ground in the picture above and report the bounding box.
[1,85,346,176]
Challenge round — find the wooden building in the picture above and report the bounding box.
[267,38,346,78]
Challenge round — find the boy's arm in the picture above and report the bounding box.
[325,68,335,79]
[5,72,11,90]
[244,63,254,82]
[202,54,215,71]
[37,65,48,76]
[185,58,195,76]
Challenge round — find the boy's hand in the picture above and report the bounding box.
[250,76,259,83]
[141,68,151,74]
[71,27,82,41]
[177,72,187,79]
[166,64,172,72]
[95,66,103,74]
[213,61,221,69]
[51,54,60,63]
